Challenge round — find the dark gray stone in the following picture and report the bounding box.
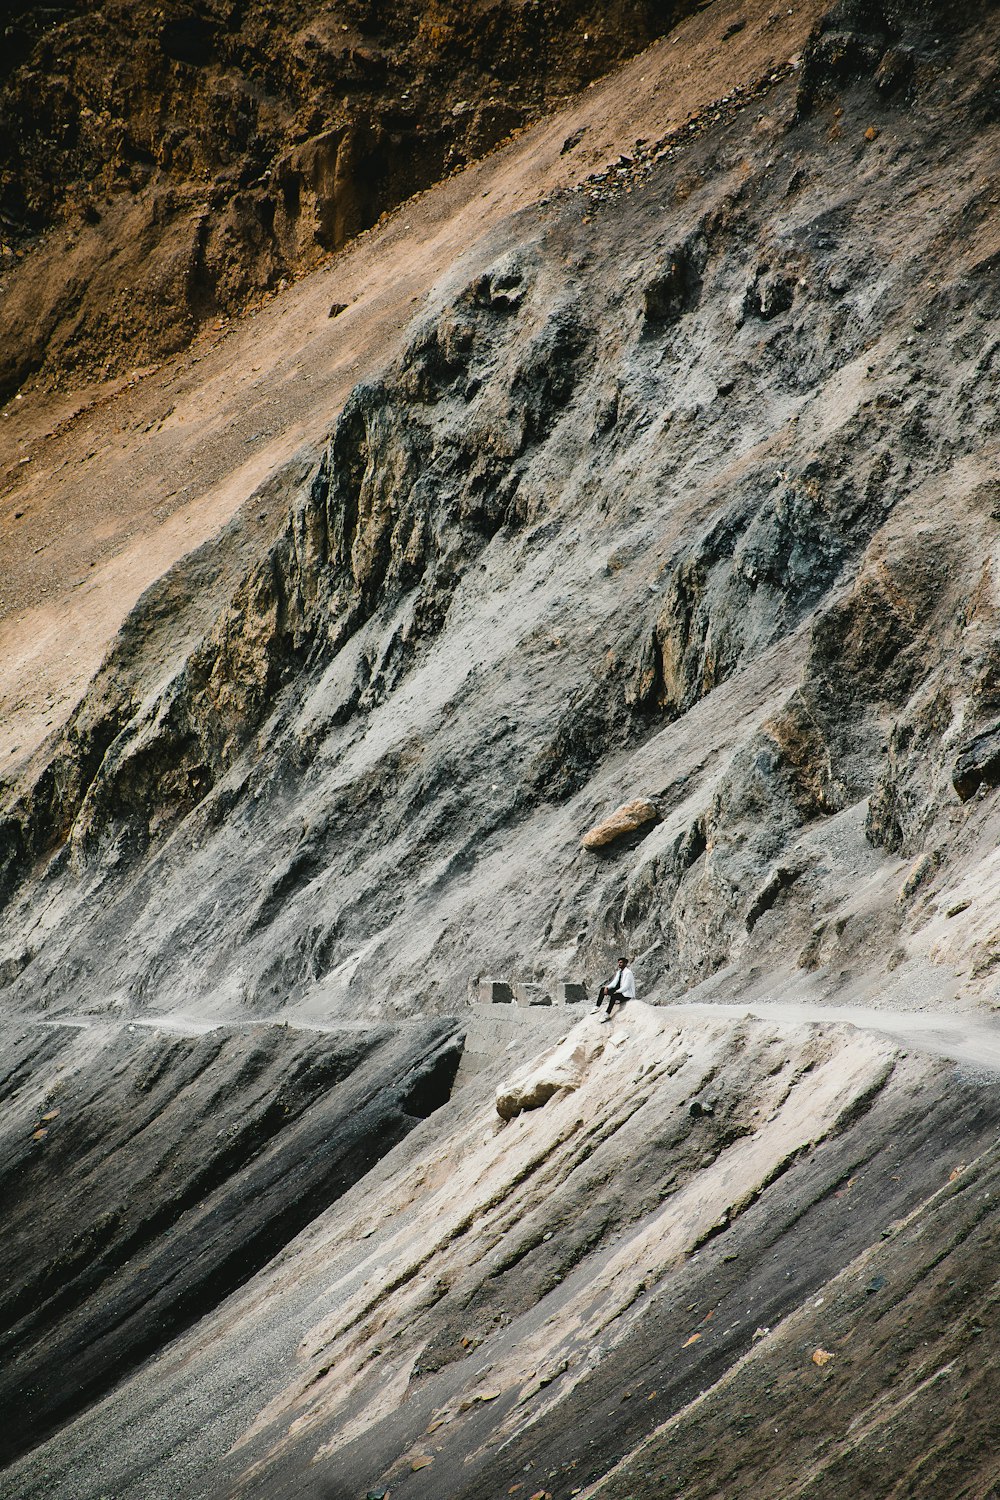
[479,980,515,1005]
[952,723,1000,801]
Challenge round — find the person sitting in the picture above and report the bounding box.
[595,957,636,1020]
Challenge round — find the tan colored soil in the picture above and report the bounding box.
[0,0,823,767]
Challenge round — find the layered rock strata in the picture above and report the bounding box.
[1,2,999,1496]
[2,1006,996,1499]
[0,1015,463,1465]
[1,0,998,1026]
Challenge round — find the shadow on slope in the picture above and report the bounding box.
[0,1016,463,1465]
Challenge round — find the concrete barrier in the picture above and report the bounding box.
[453,1002,571,1089]
[475,978,589,1008]
[514,982,552,1007]
[477,979,515,1005]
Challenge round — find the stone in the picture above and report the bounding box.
[581,798,660,850]
[561,982,589,1005]
[952,724,1000,802]
[0,1017,464,1467]
[496,1027,605,1120]
[479,980,515,1005]
[643,241,705,323]
[514,982,552,1006]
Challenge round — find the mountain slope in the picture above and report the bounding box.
[1,1,999,1497]
[2,0,998,1024]
[0,0,696,399]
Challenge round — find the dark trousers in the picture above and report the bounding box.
[598,986,626,1015]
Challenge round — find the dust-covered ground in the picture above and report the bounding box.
[0,0,698,398]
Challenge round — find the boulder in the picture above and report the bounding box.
[581,798,659,850]
[496,1026,605,1120]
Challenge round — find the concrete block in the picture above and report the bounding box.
[478,979,515,1005]
[514,982,552,1007]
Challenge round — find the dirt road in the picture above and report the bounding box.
[663,1000,1000,1072]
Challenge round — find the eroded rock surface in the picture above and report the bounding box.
[1,1,1000,1496]
[0,1015,463,1465]
[2,1007,996,1500]
[495,1019,606,1117]
[0,0,693,398]
[3,0,1000,1027]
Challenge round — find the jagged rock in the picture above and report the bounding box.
[643,236,707,323]
[952,724,1000,801]
[746,866,802,932]
[496,1025,605,1119]
[4,11,1000,1497]
[581,799,660,851]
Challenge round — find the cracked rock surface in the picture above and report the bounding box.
[3,1005,998,1500]
[3,0,999,1025]
[2,1,1000,1496]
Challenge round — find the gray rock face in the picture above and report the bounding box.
[2,3,1000,1497]
[4,1007,997,1500]
[0,1016,463,1465]
[952,722,1000,801]
[6,18,1000,1020]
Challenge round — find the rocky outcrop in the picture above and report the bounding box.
[0,0,694,398]
[952,722,1000,801]
[2,0,1000,1023]
[2,4,1000,1498]
[495,1017,606,1117]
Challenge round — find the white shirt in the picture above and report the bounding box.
[608,966,636,1000]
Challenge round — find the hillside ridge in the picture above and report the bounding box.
[2,1,999,1496]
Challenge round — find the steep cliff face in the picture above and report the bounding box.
[3,1004,999,1500]
[0,0,692,399]
[0,1015,463,1465]
[2,2,1000,1497]
[1,0,998,1024]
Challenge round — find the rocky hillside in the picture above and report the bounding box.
[1,0,999,1496]
[0,0,691,398]
[1,0,998,1024]
[3,1003,998,1499]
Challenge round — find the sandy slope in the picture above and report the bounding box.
[0,0,823,766]
[2,1001,996,1500]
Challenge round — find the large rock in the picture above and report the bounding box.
[581,798,660,851]
[496,1022,606,1119]
[952,723,1000,801]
